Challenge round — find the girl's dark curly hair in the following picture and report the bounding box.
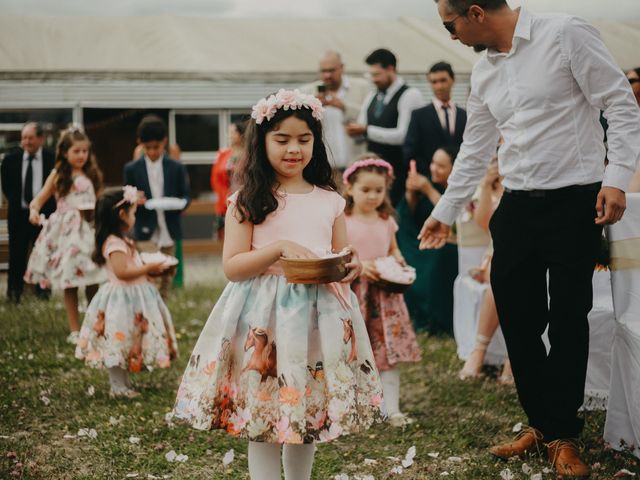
[54,127,103,198]
[234,106,336,225]
[343,153,395,220]
[92,187,134,266]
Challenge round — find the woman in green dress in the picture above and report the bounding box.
[397,146,458,334]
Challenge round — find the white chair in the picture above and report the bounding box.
[604,193,640,458]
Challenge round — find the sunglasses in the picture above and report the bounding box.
[443,9,469,35]
[630,78,640,85]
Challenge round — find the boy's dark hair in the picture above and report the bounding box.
[435,0,508,15]
[93,187,133,265]
[235,106,336,225]
[137,115,168,142]
[429,61,455,80]
[365,49,397,69]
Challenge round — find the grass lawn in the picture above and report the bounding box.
[1,285,638,479]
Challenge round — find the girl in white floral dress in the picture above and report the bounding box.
[75,186,178,398]
[25,127,107,343]
[172,90,384,480]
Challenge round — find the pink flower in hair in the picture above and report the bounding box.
[277,89,301,110]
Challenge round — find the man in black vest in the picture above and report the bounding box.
[346,48,425,204]
[1,122,56,302]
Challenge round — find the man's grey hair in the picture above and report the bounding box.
[434,0,507,15]
[22,122,44,137]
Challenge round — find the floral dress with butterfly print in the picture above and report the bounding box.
[173,187,385,444]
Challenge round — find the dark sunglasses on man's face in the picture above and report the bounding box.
[629,78,640,85]
[443,9,469,35]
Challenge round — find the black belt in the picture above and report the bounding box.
[503,182,601,198]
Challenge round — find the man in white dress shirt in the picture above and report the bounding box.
[346,48,425,204]
[419,0,640,476]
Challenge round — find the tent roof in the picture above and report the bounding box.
[1,16,638,76]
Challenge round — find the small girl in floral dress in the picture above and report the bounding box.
[343,155,422,427]
[173,90,384,480]
[75,186,178,398]
[25,126,106,343]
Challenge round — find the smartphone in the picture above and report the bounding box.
[317,84,326,94]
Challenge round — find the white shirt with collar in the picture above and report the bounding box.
[144,155,174,248]
[322,76,351,169]
[22,147,44,209]
[432,8,640,225]
[432,97,457,136]
[357,76,425,146]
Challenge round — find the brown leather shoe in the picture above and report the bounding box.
[489,426,544,459]
[547,439,591,477]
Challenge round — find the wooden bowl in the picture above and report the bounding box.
[281,252,352,284]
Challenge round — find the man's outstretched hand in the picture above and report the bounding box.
[418,216,451,250]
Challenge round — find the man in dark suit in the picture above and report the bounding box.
[1,122,56,302]
[123,115,190,299]
[404,62,467,182]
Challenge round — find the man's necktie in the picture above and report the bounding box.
[24,154,35,205]
[374,91,386,119]
[442,104,452,139]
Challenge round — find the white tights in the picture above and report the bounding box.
[108,367,132,392]
[248,441,315,480]
[380,368,401,416]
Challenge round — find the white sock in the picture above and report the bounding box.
[248,441,281,480]
[283,443,315,480]
[108,367,129,392]
[380,368,401,416]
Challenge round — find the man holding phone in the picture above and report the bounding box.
[300,50,371,177]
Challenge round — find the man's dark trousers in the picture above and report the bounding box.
[489,184,602,440]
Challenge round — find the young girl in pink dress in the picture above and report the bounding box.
[25,127,106,343]
[344,155,422,427]
[75,186,178,398]
[173,90,384,480]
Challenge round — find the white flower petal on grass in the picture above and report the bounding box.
[40,396,50,406]
[522,463,532,474]
[386,456,401,462]
[440,473,450,477]
[428,452,440,459]
[86,386,95,397]
[175,454,188,463]
[27,353,34,360]
[63,434,76,439]
[129,436,141,444]
[109,416,120,426]
[614,469,637,477]
[125,474,138,478]
[165,450,177,462]
[530,474,542,480]
[447,456,462,463]
[363,458,378,465]
[512,422,523,433]
[390,466,403,474]
[542,467,552,474]
[0,435,11,439]
[222,449,235,466]
[500,468,514,480]
[77,428,97,439]
[355,476,374,480]
[56,353,65,359]
[402,445,417,468]
[334,475,349,480]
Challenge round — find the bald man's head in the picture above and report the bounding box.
[319,50,344,91]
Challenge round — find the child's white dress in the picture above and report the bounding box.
[75,235,178,372]
[24,175,106,289]
[173,187,384,444]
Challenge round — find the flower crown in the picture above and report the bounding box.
[343,158,394,185]
[114,185,138,208]
[251,89,324,125]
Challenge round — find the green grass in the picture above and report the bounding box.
[1,285,639,479]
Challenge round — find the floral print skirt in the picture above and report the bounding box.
[24,209,106,290]
[173,274,385,444]
[75,282,178,372]
[352,278,422,371]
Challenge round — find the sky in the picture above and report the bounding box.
[2,0,639,20]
